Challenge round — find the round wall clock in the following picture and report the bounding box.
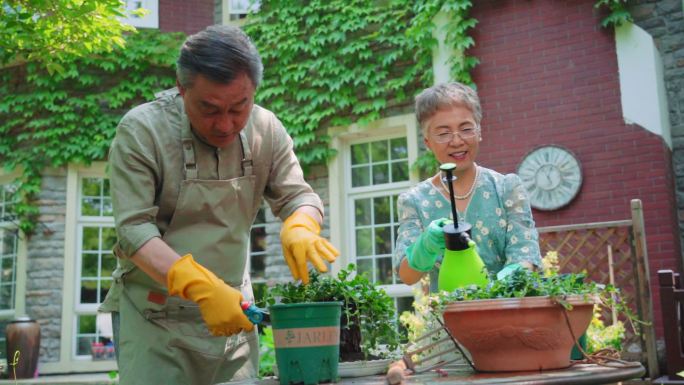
[517,145,582,211]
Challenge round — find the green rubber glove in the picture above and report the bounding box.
[406,218,452,272]
[496,262,524,281]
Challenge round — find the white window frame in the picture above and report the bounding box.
[328,113,420,299]
[0,171,28,367]
[119,0,159,29]
[221,0,260,24]
[46,163,116,374]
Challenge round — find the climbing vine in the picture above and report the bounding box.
[0,1,630,234]
[0,30,185,233]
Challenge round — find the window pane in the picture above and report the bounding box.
[391,161,409,183]
[0,319,10,359]
[82,227,100,251]
[81,280,98,304]
[370,141,388,162]
[356,258,373,280]
[101,227,117,251]
[390,137,408,159]
[101,253,117,277]
[354,199,371,226]
[82,178,101,197]
[352,166,370,187]
[373,196,390,224]
[376,257,393,285]
[81,198,100,216]
[372,164,389,185]
[81,253,99,278]
[2,257,15,282]
[250,227,266,254]
[375,226,392,255]
[102,198,113,217]
[355,228,372,256]
[351,143,369,165]
[0,285,13,310]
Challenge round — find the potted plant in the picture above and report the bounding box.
[426,263,638,372]
[263,264,402,380]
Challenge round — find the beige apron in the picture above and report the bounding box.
[117,113,259,385]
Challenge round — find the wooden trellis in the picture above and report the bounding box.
[537,199,659,380]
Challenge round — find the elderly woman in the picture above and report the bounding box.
[395,82,542,289]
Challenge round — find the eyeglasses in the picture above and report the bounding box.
[431,127,479,143]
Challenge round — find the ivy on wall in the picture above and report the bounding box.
[243,0,477,166]
[0,30,185,233]
[0,0,630,234]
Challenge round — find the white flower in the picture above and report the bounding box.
[499,219,507,228]
[518,193,526,200]
[507,224,513,232]
[476,234,482,242]
[495,207,502,216]
[524,231,532,240]
[483,191,490,199]
[515,207,523,213]
[475,220,483,229]
[510,235,518,244]
[435,200,443,208]
[423,212,430,219]
[505,200,513,207]
[429,189,436,195]
[481,227,490,236]
[521,246,530,253]
[421,200,430,207]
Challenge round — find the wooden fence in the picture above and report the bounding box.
[537,199,659,380]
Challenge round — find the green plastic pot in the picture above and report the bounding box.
[270,302,342,385]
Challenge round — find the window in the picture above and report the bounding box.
[74,177,116,357]
[329,114,420,331]
[228,0,260,21]
[120,0,158,29]
[350,138,408,285]
[250,206,267,282]
[0,180,25,360]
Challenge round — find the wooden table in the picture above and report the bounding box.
[247,363,645,385]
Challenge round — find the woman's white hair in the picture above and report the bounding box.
[415,82,482,137]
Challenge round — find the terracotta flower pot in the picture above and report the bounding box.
[442,295,594,372]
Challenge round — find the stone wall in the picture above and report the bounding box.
[26,170,67,363]
[630,0,684,272]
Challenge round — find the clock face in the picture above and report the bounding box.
[517,146,582,211]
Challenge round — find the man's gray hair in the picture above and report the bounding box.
[176,25,263,88]
[415,82,482,136]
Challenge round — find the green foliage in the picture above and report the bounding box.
[1,0,142,73]
[263,264,401,359]
[595,0,633,28]
[0,0,631,234]
[586,307,626,353]
[258,326,276,377]
[243,0,477,166]
[0,29,185,233]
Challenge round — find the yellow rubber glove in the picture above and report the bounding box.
[281,211,339,284]
[167,254,254,336]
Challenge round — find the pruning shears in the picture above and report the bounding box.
[241,301,270,325]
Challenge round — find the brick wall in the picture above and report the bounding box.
[159,0,214,35]
[629,0,684,272]
[469,0,681,338]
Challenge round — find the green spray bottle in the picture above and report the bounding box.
[437,163,490,292]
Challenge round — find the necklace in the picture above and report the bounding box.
[439,166,479,200]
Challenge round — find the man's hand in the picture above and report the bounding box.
[167,254,254,336]
[406,218,451,272]
[280,211,339,284]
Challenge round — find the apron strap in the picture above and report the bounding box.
[182,138,198,180]
[238,131,253,177]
